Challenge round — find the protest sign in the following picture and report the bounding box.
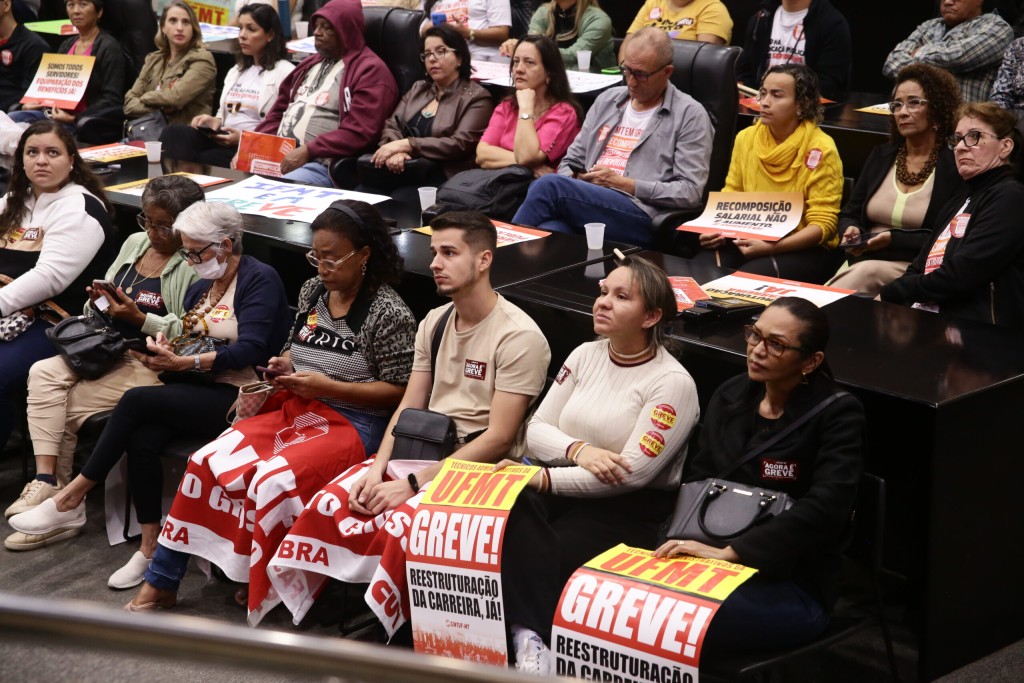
[185,0,232,25]
[407,460,537,664]
[552,544,757,682]
[235,130,296,178]
[21,53,95,110]
[203,176,389,223]
[678,192,804,242]
[701,271,853,308]
[104,172,231,197]
[669,277,711,311]
[79,143,148,163]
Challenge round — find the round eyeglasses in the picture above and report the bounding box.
[306,248,358,271]
[947,130,1003,150]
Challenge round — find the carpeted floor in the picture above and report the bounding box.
[0,453,1020,683]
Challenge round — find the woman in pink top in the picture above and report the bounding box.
[476,34,582,175]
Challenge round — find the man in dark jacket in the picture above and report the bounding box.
[0,0,46,113]
[737,0,852,101]
[257,0,399,187]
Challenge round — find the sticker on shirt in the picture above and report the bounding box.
[639,430,665,457]
[650,404,677,430]
[649,7,661,19]
[555,364,571,385]
[209,304,232,323]
[9,227,42,242]
[805,148,822,170]
[1,51,12,67]
[134,290,164,311]
[762,458,799,481]
[951,213,970,239]
[464,359,487,380]
[315,91,331,107]
[597,125,611,142]
[306,310,318,328]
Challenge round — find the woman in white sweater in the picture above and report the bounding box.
[0,121,113,460]
[159,4,295,166]
[496,254,699,674]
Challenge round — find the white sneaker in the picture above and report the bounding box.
[4,527,81,551]
[512,625,553,676]
[108,551,152,590]
[5,479,60,519]
[8,498,86,535]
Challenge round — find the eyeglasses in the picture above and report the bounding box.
[947,130,1002,150]
[306,248,358,272]
[743,325,805,357]
[136,213,174,236]
[178,242,217,264]
[619,62,670,83]
[887,98,928,114]
[419,47,452,62]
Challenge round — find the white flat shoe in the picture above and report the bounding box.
[8,498,86,535]
[108,551,151,590]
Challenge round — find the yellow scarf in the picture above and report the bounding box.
[754,119,816,185]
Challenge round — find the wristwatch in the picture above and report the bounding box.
[407,472,420,494]
[520,112,535,120]
[469,28,476,43]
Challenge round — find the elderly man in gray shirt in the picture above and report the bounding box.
[511,27,713,248]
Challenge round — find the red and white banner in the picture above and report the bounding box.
[552,544,757,681]
[407,460,536,664]
[21,53,95,110]
[157,392,365,625]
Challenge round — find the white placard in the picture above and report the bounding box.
[203,175,390,222]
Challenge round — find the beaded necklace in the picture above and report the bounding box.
[181,262,239,335]
[895,142,939,187]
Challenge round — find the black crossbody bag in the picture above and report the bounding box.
[665,392,849,547]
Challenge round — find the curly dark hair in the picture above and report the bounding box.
[763,64,823,124]
[309,200,403,293]
[889,63,961,144]
[0,121,111,241]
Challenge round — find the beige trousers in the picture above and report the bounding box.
[27,354,162,485]
[828,259,911,297]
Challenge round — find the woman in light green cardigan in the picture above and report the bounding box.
[5,176,205,528]
[500,0,614,72]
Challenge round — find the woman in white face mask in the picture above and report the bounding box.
[8,203,294,590]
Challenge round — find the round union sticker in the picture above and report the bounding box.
[316,91,330,106]
[650,7,661,19]
[306,311,318,327]
[952,213,970,238]
[650,404,677,430]
[209,304,231,323]
[805,148,822,170]
[1,50,12,67]
[639,431,666,457]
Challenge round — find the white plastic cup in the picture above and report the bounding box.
[576,50,592,72]
[295,21,309,39]
[584,222,605,250]
[144,141,162,163]
[418,186,438,213]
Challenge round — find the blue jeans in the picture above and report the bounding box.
[701,576,829,653]
[0,317,56,448]
[144,543,190,591]
[283,161,332,187]
[337,407,389,455]
[511,174,655,247]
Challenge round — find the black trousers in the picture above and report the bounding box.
[691,242,845,285]
[160,124,238,167]
[80,382,238,523]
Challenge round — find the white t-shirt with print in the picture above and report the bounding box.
[222,65,264,131]
[768,7,808,68]
[594,102,657,176]
[425,0,511,61]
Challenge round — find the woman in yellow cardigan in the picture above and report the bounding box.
[698,64,844,284]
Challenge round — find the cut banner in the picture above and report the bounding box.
[21,53,95,110]
[552,544,757,682]
[407,459,537,664]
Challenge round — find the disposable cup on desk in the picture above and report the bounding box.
[584,222,605,250]
[576,50,592,72]
[144,141,161,163]
[294,21,308,39]
[418,186,437,214]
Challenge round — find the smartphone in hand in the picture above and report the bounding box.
[256,365,292,379]
[840,233,876,249]
[197,125,225,137]
[565,160,587,178]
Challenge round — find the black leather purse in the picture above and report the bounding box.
[45,312,132,381]
[665,392,849,547]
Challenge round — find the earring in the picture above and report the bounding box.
[799,371,809,385]
[360,262,367,275]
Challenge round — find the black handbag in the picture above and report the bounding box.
[125,110,167,142]
[434,165,534,221]
[356,154,441,190]
[45,312,131,381]
[665,392,849,547]
[158,333,228,385]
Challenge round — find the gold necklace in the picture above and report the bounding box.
[118,249,172,295]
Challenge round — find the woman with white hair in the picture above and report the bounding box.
[8,202,292,588]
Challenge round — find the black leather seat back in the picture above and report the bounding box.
[363,7,425,96]
[668,40,741,200]
[99,0,157,83]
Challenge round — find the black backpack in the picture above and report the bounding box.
[433,165,534,222]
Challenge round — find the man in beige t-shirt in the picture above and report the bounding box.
[349,210,551,515]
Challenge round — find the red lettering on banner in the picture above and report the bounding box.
[465,472,501,506]
[294,541,329,566]
[696,567,741,593]
[371,580,401,617]
[258,202,305,217]
[409,510,504,565]
[160,521,189,545]
[650,559,713,588]
[599,551,645,573]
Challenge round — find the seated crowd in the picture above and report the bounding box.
[4,0,1024,678]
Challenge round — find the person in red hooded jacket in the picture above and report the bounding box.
[251,0,399,187]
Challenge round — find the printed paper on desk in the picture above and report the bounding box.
[24,20,77,35]
[471,60,621,94]
[236,130,296,178]
[105,172,231,196]
[855,102,893,116]
[407,459,537,665]
[286,37,317,54]
[415,222,551,247]
[552,544,757,681]
[80,143,148,163]
[20,53,95,110]
[678,191,804,242]
[204,175,389,223]
[701,271,854,308]
[668,276,711,311]
[200,22,240,41]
